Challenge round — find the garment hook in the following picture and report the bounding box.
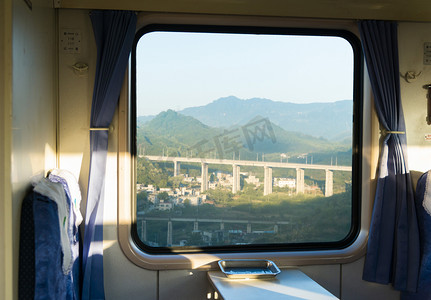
[400,71,422,83]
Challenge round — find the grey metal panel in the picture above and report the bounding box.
[104,231,158,300]
[299,264,341,299]
[341,257,400,300]
[159,270,212,300]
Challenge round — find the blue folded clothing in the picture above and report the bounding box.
[402,170,431,300]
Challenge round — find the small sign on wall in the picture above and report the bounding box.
[60,29,81,54]
[424,43,431,65]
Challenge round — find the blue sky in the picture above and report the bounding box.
[136,31,354,116]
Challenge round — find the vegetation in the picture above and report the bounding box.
[139,191,352,246]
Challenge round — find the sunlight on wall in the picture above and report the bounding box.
[408,146,431,172]
[102,240,117,251]
[58,153,84,180]
[44,143,57,174]
[104,151,118,224]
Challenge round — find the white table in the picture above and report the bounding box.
[208,269,339,300]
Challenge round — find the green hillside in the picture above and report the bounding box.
[137,110,351,165]
[137,109,220,156]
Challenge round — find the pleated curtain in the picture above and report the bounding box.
[359,20,420,292]
[81,10,136,300]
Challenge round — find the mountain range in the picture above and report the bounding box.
[139,96,353,141]
[137,108,352,163]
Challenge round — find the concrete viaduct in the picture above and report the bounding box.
[137,215,291,246]
[140,155,351,197]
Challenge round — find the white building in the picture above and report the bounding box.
[142,184,156,193]
[157,202,173,211]
[276,178,296,189]
[148,194,157,204]
[245,175,260,186]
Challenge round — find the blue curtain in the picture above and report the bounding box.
[359,20,420,292]
[82,11,136,300]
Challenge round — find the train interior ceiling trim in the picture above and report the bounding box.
[1,0,431,299]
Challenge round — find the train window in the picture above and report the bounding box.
[131,25,362,254]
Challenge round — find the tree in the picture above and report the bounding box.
[188,232,204,246]
[137,191,149,211]
[169,176,183,188]
[209,173,216,182]
[158,191,169,202]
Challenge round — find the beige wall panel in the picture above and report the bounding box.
[58,9,158,299]
[1,0,13,298]
[58,9,95,201]
[398,22,431,173]
[11,0,56,298]
[59,0,431,22]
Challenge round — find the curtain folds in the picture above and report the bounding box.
[359,20,420,292]
[82,11,136,300]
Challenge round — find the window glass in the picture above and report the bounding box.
[133,27,360,252]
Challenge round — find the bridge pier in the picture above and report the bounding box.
[167,220,172,246]
[274,224,279,234]
[220,222,224,230]
[325,169,333,197]
[232,164,240,193]
[264,166,273,196]
[247,223,252,233]
[201,163,208,192]
[174,160,181,176]
[296,168,305,194]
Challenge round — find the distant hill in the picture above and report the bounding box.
[137,115,154,126]
[138,109,217,145]
[179,96,353,140]
[137,110,219,157]
[137,109,350,162]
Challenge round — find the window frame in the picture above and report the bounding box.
[117,13,372,270]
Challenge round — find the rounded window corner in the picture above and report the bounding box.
[119,18,366,269]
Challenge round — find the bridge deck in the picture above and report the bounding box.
[137,214,290,224]
[140,155,351,171]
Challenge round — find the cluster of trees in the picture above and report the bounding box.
[137,158,188,189]
[139,190,352,246]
